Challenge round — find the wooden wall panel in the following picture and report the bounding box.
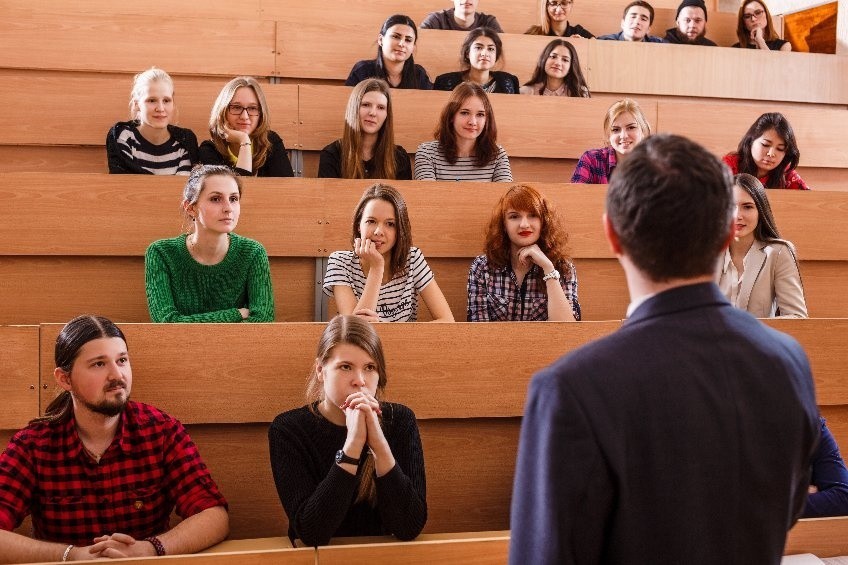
[0,13,276,77]
[0,327,40,429]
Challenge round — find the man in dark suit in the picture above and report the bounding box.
[509,134,819,564]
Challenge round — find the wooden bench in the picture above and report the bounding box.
[0,321,845,546]
[3,175,848,324]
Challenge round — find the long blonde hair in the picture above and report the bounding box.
[307,316,388,505]
[341,79,398,180]
[208,76,273,173]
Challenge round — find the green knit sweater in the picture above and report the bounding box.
[144,233,275,322]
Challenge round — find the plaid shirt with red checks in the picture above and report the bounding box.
[0,401,227,546]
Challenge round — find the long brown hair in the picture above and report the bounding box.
[736,0,779,46]
[523,39,590,97]
[208,76,273,173]
[341,79,398,180]
[484,184,574,276]
[34,315,128,424]
[306,316,388,505]
[434,82,499,167]
[350,184,413,280]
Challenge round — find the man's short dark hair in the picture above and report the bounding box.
[623,0,655,24]
[606,134,732,282]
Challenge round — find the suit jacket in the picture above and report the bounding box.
[509,282,819,565]
[718,240,807,318]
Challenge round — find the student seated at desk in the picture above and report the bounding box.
[597,0,665,42]
[268,315,427,546]
[733,0,791,51]
[804,417,848,518]
[0,315,229,562]
[526,0,594,38]
[664,0,717,46]
[717,173,807,318]
[106,67,198,175]
[346,15,433,90]
[722,112,809,190]
[323,184,454,322]
[520,39,590,97]
[571,98,651,184]
[145,165,275,322]
[198,77,295,177]
[415,82,512,182]
[318,79,411,180]
[420,0,503,32]
[434,27,519,94]
[468,184,581,321]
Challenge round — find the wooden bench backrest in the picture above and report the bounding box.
[4,74,845,172]
[2,175,848,322]
[2,320,847,540]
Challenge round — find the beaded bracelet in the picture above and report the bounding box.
[61,545,74,562]
[144,536,166,556]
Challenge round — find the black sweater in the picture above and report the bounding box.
[268,402,427,546]
[198,130,294,177]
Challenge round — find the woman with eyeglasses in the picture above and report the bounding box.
[526,0,594,38]
[732,1,790,51]
[198,77,295,177]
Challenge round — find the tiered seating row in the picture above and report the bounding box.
[2,79,846,190]
[3,176,848,324]
[3,321,848,555]
[4,13,836,105]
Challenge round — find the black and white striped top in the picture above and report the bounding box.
[322,247,435,322]
[413,141,513,182]
[106,121,198,175]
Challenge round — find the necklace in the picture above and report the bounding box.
[83,444,104,463]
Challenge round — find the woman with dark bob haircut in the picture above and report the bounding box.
[717,173,807,318]
[520,39,590,97]
[468,184,580,321]
[268,315,427,545]
[414,82,512,182]
[722,112,808,190]
[345,14,433,89]
[433,27,519,94]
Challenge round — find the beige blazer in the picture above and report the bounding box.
[717,240,808,318]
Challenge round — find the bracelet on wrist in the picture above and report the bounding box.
[144,536,167,556]
[62,545,74,562]
[240,141,252,147]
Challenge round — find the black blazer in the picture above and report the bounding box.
[433,71,519,94]
[510,283,819,565]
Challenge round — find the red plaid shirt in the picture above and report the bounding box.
[0,401,226,546]
[722,153,810,190]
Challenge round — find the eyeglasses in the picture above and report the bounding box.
[547,1,573,10]
[227,104,261,116]
[742,9,765,20]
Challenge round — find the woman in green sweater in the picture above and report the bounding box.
[145,164,275,322]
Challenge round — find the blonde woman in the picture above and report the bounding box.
[525,0,594,38]
[106,67,198,175]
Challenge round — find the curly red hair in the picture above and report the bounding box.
[484,184,573,274]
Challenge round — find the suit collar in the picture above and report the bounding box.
[736,241,769,311]
[624,282,729,326]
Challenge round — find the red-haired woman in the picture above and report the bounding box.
[467,184,580,321]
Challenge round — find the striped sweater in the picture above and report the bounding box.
[413,140,513,182]
[322,247,434,322]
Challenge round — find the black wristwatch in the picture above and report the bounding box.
[335,449,360,465]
